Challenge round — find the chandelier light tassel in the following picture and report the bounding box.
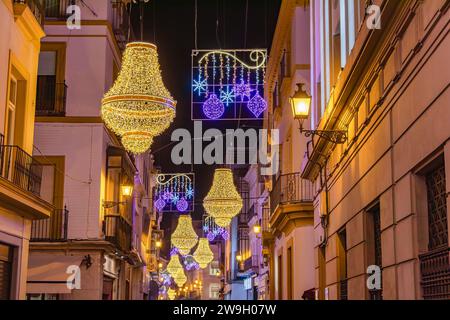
[203,168,243,227]
[172,270,187,287]
[171,215,199,255]
[193,238,214,269]
[101,42,176,154]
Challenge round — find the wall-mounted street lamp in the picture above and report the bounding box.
[102,184,134,209]
[253,224,261,235]
[290,85,347,144]
[155,240,162,248]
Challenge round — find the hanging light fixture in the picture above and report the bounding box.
[193,238,214,269]
[203,168,243,227]
[171,215,198,255]
[172,270,187,287]
[167,288,176,300]
[166,254,184,276]
[101,42,176,154]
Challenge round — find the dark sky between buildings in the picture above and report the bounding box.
[131,0,281,254]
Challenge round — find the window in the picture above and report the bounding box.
[366,203,383,300]
[287,246,293,300]
[338,228,347,300]
[0,243,13,300]
[209,284,220,299]
[210,261,220,276]
[426,163,448,251]
[6,76,17,145]
[27,294,59,300]
[37,43,66,116]
[277,254,283,300]
[318,246,326,300]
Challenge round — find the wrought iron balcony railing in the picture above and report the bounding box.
[0,135,43,197]
[31,207,69,242]
[111,0,133,51]
[36,76,67,116]
[103,214,132,253]
[14,0,45,25]
[270,172,314,216]
[419,246,450,300]
[43,0,77,19]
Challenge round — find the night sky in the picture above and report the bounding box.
[131,0,281,252]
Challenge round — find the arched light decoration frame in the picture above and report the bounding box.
[193,238,214,269]
[171,215,199,255]
[203,168,243,227]
[101,42,176,154]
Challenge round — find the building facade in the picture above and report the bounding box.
[26,0,153,300]
[264,0,450,300]
[304,0,450,300]
[262,0,316,300]
[0,0,52,300]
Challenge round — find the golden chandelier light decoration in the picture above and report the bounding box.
[203,168,243,227]
[101,42,176,154]
[193,238,214,269]
[167,288,176,300]
[172,269,187,287]
[166,254,184,276]
[171,215,199,255]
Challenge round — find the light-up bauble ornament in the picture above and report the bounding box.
[203,168,243,227]
[176,197,189,212]
[203,94,225,119]
[155,196,166,211]
[171,215,198,255]
[101,42,176,154]
[193,238,214,269]
[247,92,267,117]
[166,254,183,276]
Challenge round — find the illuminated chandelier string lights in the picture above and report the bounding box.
[166,254,184,276]
[167,288,176,300]
[203,168,243,228]
[101,42,176,154]
[170,215,199,255]
[193,238,214,269]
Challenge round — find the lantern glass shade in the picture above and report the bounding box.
[253,225,261,234]
[193,238,214,269]
[121,185,133,197]
[171,215,198,255]
[203,168,243,228]
[101,42,176,154]
[290,87,311,120]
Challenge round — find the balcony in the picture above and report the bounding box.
[43,0,70,19]
[31,207,69,242]
[111,0,133,50]
[261,207,273,246]
[13,0,45,26]
[0,135,43,197]
[269,173,314,236]
[103,214,132,253]
[270,173,314,215]
[36,76,67,116]
[419,246,450,300]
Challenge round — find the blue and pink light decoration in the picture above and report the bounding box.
[203,215,229,242]
[154,173,195,213]
[191,49,267,120]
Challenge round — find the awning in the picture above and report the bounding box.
[27,254,83,294]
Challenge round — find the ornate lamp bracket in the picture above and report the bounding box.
[301,129,348,145]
